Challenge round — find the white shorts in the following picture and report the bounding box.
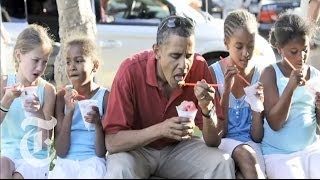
[218,138,265,175]
[13,159,49,179]
[264,140,320,179]
[49,156,106,179]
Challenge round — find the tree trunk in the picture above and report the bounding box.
[54,0,97,89]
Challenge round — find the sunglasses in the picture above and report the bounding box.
[158,16,195,33]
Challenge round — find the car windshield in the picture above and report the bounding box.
[1,0,27,22]
[102,0,170,25]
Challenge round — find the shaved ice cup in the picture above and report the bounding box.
[78,99,99,131]
[244,83,264,113]
[20,86,38,117]
[305,77,320,97]
[176,106,198,123]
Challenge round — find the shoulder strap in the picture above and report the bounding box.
[309,65,320,78]
[102,89,109,115]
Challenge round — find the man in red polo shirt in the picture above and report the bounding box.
[103,15,235,178]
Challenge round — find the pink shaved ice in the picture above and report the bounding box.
[179,101,197,112]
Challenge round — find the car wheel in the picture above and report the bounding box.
[203,51,229,66]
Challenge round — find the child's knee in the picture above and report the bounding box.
[12,172,23,179]
[233,144,257,162]
[0,156,15,178]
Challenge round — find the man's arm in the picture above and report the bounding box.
[103,67,190,154]
[194,79,223,147]
[105,126,162,154]
[195,60,224,147]
[103,70,162,154]
[105,117,190,154]
[201,104,223,147]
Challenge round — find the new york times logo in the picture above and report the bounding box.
[20,116,57,167]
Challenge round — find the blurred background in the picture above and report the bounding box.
[1,0,302,41]
[1,0,302,87]
[199,0,301,40]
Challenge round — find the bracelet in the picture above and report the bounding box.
[201,106,215,118]
[201,110,210,118]
[0,104,9,112]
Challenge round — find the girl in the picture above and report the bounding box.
[0,24,56,179]
[49,36,108,178]
[260,13,320,178]
[209,9,266,178]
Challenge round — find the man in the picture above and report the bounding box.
[102,15,235,178]
[299,0,320,70]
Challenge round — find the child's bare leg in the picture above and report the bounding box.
[236,169,244,179]
[0,156,15,178]
[12,172,23,179]
[232,144,265,179]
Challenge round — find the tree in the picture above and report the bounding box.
[54,0,97,88]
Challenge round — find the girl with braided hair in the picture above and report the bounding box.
[209,9,266,178]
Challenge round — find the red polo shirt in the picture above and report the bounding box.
[103,50,223,149]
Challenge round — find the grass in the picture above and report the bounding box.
[193,126,202,137]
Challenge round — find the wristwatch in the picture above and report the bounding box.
[201,106,215,118]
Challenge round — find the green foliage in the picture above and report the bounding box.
[49,128,57,171]
[193,126,202,137]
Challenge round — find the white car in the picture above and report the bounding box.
[2,0,276,88]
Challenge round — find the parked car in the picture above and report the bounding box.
[257,0,301,38]
[200,0,223,19]
[2,0,276,88]
[248,0,261,17]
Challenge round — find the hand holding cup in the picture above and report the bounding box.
[21,86,40,116]
[176,101,197,140]
[78,99,99,131]
[84,106,101,125]
[244,82,264,112]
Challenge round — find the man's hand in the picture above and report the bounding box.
[194,79,215,114]
[158,117,194,141]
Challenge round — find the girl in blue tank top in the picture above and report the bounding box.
[0,24,56,179]
[49,36,109,178]
[260,13,320,178]
[209,9,267,179]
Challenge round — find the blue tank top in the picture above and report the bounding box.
[262,64,320,155]
[63,87,107,160]
[211,62,262,142]
[1,74,48,159]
